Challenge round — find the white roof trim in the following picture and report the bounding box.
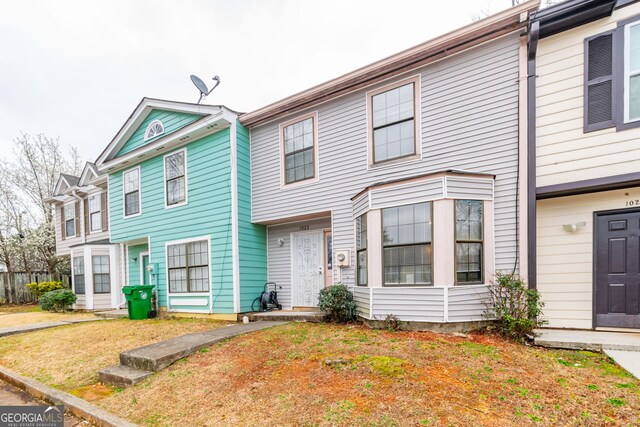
[78,163,99,186]
[98,108,237,174]
[53,175,72,196]
[96,98,227,167]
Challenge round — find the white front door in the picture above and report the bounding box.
[291,230,324,307]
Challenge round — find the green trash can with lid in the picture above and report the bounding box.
[122,285,156,320]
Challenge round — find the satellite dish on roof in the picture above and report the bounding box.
[190,75,221,104]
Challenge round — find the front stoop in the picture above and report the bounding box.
[246,310,324,322]
[98,365,152,387]
[98,321,286,387]
[94,309,129,319]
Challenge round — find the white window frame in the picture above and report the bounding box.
[278,111,320,189]
[88,193,102,232]
[163,148,188,209]
[624,20,640,123]
[122,166,141,219]
[366,75,422,169]
[165,235,212,296]
[64,202,75,238]
[144,119,165,141]
[72,255,85,295]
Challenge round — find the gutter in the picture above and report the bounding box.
[527,20,540,290]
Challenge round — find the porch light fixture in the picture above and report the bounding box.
[562,222,586,233]
[276,238,284,247]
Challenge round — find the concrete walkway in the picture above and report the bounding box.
[535,329,640,379]
[0,318,109,338]
[247,310,324,322]
[99,321,285,387]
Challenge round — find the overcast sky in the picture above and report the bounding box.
[0,0,522,164]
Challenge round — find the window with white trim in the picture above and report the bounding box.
[165,151,186,206]
[92,255,110,294]
[356,214,367,286]
[88,194,101,232]
[283,117,315,184]
[144,120,164,141]
[123,168,140,217]
[73,256,85,295]
[371,81,417,164]
[64,203,75,238]
[382,202,432,286]
[167,240,209,293]
[455,200,483,284]
[625,20,640,123]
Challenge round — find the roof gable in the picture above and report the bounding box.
[115,109,203,158]
[53,174,79,196]
[78,162,103,186]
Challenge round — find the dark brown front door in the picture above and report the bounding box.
[595,210,640,329]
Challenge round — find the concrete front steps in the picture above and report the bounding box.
[98,321,285,387]
[534,328,640,379]
[245,308,324,323]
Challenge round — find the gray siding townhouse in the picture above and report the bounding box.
[240,1,538,326]
[46,162,123,310]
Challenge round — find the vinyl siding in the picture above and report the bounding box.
[446,177,493,200]
[126,244,148,286]
[115,109,203,157]
[251,33,522,286]
[266,217,331,309]
[369,178,444,209]
[536,3,640,187]
[109,128,234,313]
[447,285,490,322]
[53,186,109,256]
[371,288,445,322]
[353,287,370,318]
[536,188,640,329]
[236,122,268,312]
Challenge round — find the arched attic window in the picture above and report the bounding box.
[144,120,165,141]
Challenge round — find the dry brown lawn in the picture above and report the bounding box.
[0,311,95,328]
[0,304,41,314]
[1,321,639,426]
[60,323,640,426]
[0,317,231,391]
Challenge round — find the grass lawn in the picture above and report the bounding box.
[0,310,95,328]
[0,304,41,314]
[0,317,232,392]
[3,322,638,426]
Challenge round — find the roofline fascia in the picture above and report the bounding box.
[240,0,540,128]
[95,98,229,166]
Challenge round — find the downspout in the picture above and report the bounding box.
[527,19,540,290]
[71,191,85,244]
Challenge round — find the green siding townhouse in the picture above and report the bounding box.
[92,98,266,316]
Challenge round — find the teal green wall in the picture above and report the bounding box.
[237,122,268,311]
[115,109,203,157]
[127,244,149,286]
[109,128,234,313]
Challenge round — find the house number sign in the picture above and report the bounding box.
[625,200,640,207]
[299,225,310,231]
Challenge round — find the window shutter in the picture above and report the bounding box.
[585,31,614,132]
[60,205,66,240]
[75,201,81,237]
[101,192,108,231]
[84,199,89,235]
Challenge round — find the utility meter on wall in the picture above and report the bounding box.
[334,249,350,267]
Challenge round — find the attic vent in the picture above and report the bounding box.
[144,120,165,141]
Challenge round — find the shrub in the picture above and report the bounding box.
[318,284,357,323]
[39,289,77,312]
[484,273,546,342]
[26,281,64,297]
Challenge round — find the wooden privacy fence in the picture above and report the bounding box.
[0,272,71,304]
